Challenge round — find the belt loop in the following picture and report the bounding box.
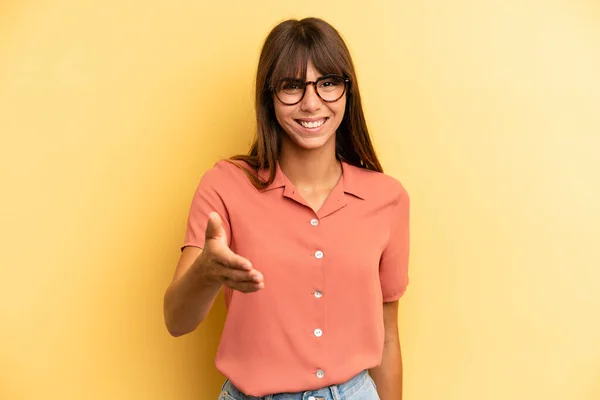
[330,384,341,400]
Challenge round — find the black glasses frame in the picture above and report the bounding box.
[271,74,351,106]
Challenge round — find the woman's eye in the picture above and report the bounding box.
[280,80,303,91]
[319,79,338,87]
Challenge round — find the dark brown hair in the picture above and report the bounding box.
[229,17,383,188]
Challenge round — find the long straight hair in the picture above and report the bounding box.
[229,17,383,189]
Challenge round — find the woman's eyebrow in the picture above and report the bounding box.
[281,76,325,82]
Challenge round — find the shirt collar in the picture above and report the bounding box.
[340,161,366,200]
[258,162,286,191]
[258,160,366,200]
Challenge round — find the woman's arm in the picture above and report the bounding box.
[164,213,264,337]
[369,300,403,400]
[163,246,223,336]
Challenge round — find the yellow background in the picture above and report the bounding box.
[1,0,599,399]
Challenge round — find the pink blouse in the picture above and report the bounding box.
[182,159,410,396]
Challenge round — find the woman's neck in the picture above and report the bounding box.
[278,139,341,190]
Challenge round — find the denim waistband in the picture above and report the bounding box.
[220,369,374,400]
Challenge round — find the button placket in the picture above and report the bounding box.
[311,216,325,382]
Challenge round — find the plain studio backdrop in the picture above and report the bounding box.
[1,1,599,399]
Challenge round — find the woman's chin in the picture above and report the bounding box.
[289,133,335,151]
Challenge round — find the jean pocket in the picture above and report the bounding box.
[218,390,238,400]
[219,380,240,400]
[368,373,377,389]
[367,375,380,400]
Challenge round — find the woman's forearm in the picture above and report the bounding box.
[369,338,403,400]
[163,261,222,337]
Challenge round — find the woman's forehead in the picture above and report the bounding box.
[273,58,335,82]
[287,61,323,80]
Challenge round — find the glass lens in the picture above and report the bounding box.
[316,76,346,101]
[276,79,304,105]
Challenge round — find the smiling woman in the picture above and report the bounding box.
[228,17,383,189]
[163,17,410,400]
[272,60,348,153]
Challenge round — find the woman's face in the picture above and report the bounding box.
[273,60,347,152]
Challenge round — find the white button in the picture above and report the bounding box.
[315,250,323,259]
[314,290,323,298]
[310,218,319,226]
[314,328,323,337]
[308,397,316,400]
[316,369,325,378]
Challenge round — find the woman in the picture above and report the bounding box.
[163,17,410,400]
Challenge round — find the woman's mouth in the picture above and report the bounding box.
[295,118,329,130]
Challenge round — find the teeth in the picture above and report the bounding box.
[300,119,326,128]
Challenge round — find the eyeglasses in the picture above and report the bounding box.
[272,74,350,106]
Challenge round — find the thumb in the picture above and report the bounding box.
[205,212,227,243]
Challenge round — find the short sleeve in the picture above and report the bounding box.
[181,162,232,251]
[379,185,410,302]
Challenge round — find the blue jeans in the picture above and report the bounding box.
[218,370,380,400]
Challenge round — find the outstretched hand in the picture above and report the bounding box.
[195,212,264,293]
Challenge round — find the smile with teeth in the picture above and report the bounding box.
[297,118,328,129]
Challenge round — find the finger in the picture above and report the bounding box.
[248,269,264,283]
[220,267,264,283]
[205,212,226,241]
[213,247,253,271]
[225,279,265,293]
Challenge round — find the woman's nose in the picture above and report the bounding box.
[300,83,321,111]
